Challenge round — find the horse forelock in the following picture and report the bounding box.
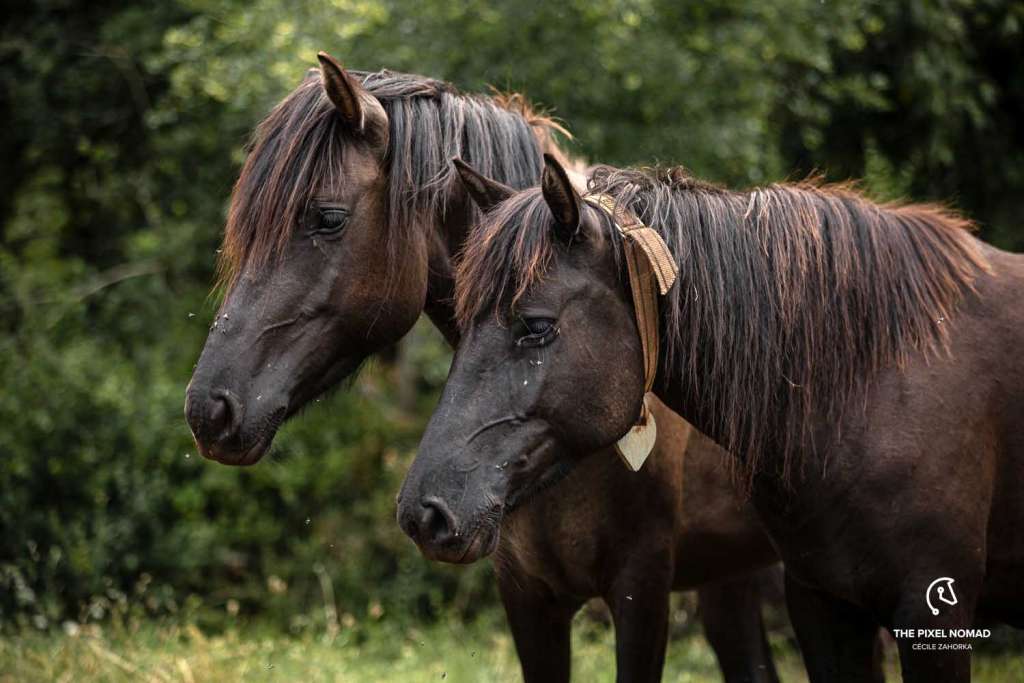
[217,69,573,291]
[458,164,990,488]
[456,188,562,330]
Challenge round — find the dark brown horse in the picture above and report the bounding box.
[491,397,782,683]
[399,154,1024,682]
[184,56,782,682]
[184,57,562,461]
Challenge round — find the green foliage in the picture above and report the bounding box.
[1,0,1023,629]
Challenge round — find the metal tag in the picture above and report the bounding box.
[614,395,656,472]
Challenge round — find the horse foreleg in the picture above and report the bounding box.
[698,569,781,683]
[606,557,673,683]
[785,571,884,683]
[497,570,580,683]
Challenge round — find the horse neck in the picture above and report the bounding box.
[423,217,460,348]
[421,189,477,349]
[644,179,987,484]
[652,365,734,453]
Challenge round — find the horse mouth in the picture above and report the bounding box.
[200,436,271,466]
[414,516,502,565]
[196,408,285,466]
[505,457,576,513]
[455,525,501,564]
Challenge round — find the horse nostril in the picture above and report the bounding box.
[419,498,457,546]
[200,389,244,444]
[208,396,228,430]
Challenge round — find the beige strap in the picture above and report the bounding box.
[584,193,678,394]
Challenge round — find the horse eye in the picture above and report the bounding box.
[516,318,558,347]
[525,318,554,335]
[316,208,349,234]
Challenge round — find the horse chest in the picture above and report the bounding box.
[498,504,606,598]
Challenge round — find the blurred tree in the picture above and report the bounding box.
[774,0,1024,248]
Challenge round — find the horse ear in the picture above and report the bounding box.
[317,52,364,125]
[317,51,388,148]
[541,153,580,239]
[452,158,514,211]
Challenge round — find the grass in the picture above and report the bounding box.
[1,614,1021,682]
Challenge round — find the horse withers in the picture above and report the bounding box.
[184,55,784,682]
[400,154,1024,682]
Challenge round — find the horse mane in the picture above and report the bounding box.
[457,165,989,484]
[218,68,577,286]
[488,90,586,178]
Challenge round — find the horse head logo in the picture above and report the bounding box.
[926,577,958,616]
